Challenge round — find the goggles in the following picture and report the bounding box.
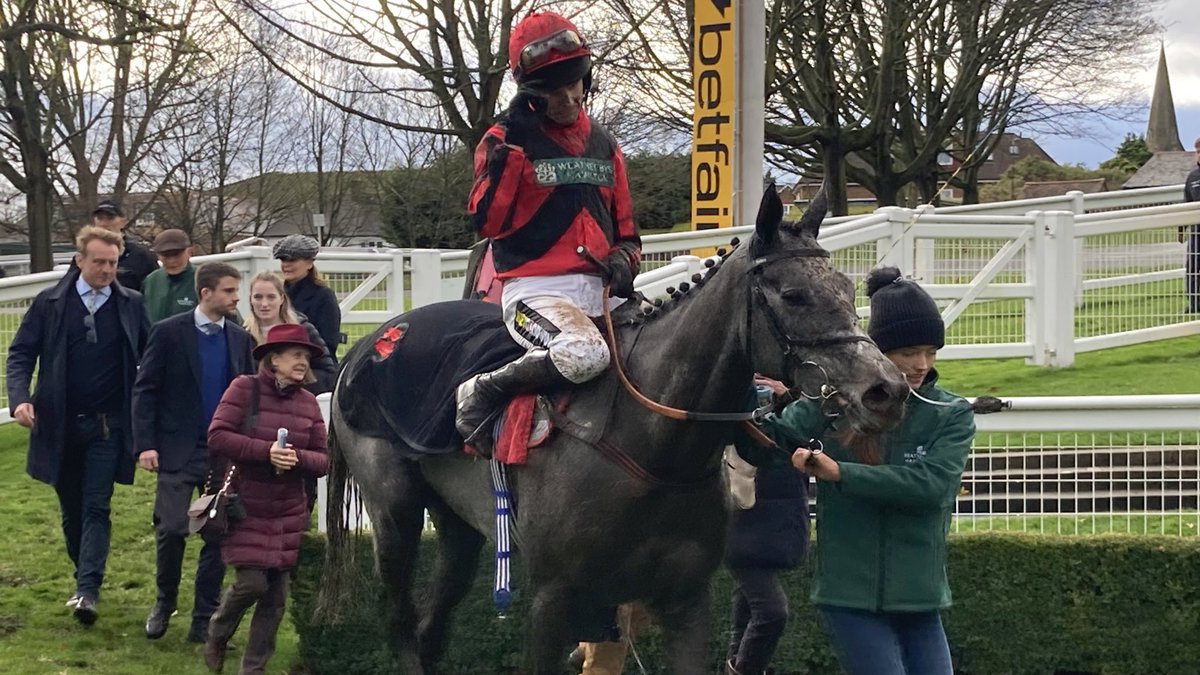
[518,29,585,72]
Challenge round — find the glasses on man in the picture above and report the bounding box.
[83,314,97,344]
[519,29,584,71]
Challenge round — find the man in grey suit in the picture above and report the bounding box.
[132,262,256,642]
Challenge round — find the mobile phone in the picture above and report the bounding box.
[277,428,288,448]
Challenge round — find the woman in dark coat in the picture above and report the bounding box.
[202,323,329,674]
[273,234,342,364]
[724,376,810,675]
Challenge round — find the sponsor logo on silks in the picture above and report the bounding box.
[904,445,927,464]
[531,158,614,187]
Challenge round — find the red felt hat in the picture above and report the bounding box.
[253,323,324,361]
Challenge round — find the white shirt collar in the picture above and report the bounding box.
[74,276,112,299]
[193,307,226,331]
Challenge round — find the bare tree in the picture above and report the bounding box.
[0,0,187,270]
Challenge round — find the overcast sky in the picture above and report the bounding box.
[1035,0,1199,167]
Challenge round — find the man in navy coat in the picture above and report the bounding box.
[6,226,149,625]
[132,262,255,642]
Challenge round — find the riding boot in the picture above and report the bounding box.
[455,348,571,443]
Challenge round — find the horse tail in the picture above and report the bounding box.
[316,396,362,621]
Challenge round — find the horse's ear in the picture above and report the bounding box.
[797,182,828,237]
[754,184,782,253]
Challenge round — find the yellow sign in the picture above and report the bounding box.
[692,0,735,231]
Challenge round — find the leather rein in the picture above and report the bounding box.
[597,245,872,453]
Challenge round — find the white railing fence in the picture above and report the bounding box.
[312,392,1200,536]
[0,184,1197,416]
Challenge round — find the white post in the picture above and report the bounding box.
[1068,190,1086,308]
[1027,212,1047,366]
[876,206,914,273]
[388,249,407,316]
[1037,211,1077,367]
[409,249,443,309]
[734,0,765,227]
[912,204,936,283]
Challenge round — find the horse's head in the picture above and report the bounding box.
[741,185,907,434]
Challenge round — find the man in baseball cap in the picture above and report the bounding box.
[142,229,198,323]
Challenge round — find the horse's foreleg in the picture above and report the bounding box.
[417,503,486,671]
[657,590,714,673]
[526,583,575,675]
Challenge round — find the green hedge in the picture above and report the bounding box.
[290,532,1200,674]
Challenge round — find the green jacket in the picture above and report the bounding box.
[142,263,197,324]
[758,371,974,612]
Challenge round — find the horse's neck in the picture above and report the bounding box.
[608,272,753,480]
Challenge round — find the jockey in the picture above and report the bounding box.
[456,11,641,442]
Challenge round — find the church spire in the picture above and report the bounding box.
[1146,42,1184,152]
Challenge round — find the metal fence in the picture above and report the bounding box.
[954,394,1200,536]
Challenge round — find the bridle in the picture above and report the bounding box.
[598,243,872,450]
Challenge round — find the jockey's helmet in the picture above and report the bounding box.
[508,12,592,91]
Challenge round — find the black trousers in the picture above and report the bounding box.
[209,567,290,675]
[153,463,225,625]
[727,567,789,674]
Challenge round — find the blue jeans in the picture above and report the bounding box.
[818,606,953,675]
[54,423,124,601]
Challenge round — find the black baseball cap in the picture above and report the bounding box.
[92,200,124,217]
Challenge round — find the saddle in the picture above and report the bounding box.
[336,299,632,459]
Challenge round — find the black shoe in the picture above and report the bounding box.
[145,602,173,639]
[186,621,209,644]
[73,596,98,626]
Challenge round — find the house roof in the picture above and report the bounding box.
[1020,178,1109,199]
[1122,151,1196,188]
[974,134,1057,182]
[223,171,392,238]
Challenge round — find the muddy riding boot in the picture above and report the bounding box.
[455,348,570,443]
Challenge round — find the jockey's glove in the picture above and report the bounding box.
[503,88,546,149]
[600,244,639,298]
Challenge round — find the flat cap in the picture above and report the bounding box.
[272,234,320,260]
[152,228,191,253]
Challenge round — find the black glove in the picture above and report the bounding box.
[504,88,546,149]
[600,246,637,298]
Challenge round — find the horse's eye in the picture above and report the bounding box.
[781,288,808,305]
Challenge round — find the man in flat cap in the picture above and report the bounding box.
[142,229,198,323]
[91,200,158,292]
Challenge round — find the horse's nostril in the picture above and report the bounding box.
[862,381,902,410]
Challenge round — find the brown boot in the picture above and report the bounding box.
[203,638,226,672]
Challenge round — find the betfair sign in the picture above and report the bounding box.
[692,0,734,231]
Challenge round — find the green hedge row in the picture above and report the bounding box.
[290,532,1200,674]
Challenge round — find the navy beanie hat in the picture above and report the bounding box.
[866,267,944,353]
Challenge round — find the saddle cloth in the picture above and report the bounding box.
[337,298,634,459]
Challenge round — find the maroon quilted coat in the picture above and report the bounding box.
[207,368,329,569]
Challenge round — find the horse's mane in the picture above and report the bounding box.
[635,222,817,325]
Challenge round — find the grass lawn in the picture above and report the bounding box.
[937,333,1200,396]
[0,424,301,675]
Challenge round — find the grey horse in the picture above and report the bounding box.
[323,187,908,673]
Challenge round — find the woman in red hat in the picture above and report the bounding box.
[202,323,329,673]
[458,11,642,443]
